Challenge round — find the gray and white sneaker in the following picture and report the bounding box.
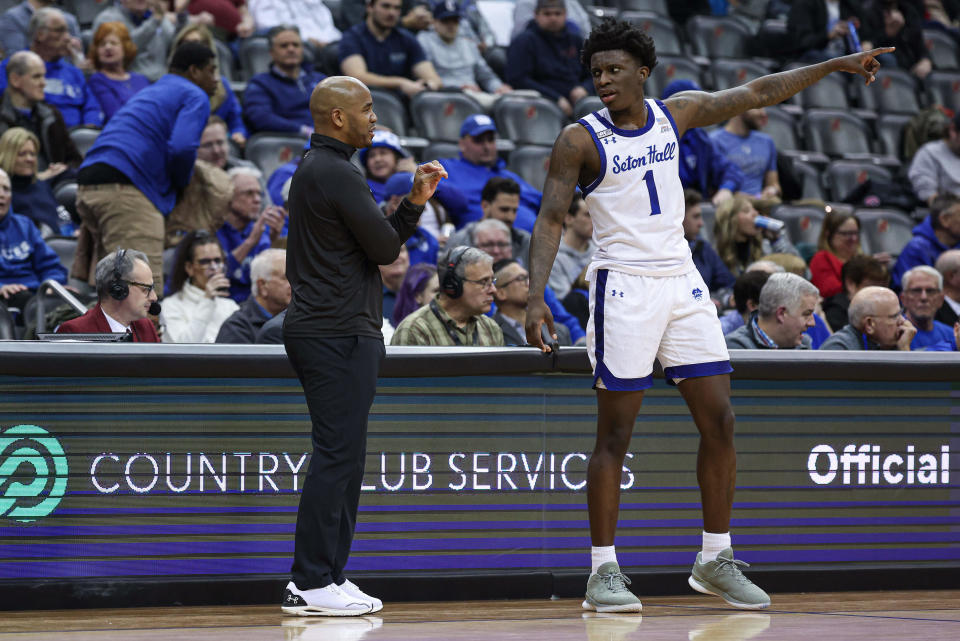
[582,562,643,613]
[688,548,771,610]
[281,581,373,616]
[339,579,383,613]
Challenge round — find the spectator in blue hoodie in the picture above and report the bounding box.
[243,25,326,136]
[505,0,592,118]
[0,7,103,129]
[891,194,960,289]
[0,167,67,313]
[379,171,439,268]
[662,79,745,205]
[440,114,542,231]
[900,265,958,351]
[358,130,415,204]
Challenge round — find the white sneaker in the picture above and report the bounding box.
[339,579,383,613]
[281,581,373,617]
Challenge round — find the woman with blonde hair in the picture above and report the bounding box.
[87,22,151,121]
[713,195,797,277]
[0,127,67,235]
[170,23,247,147]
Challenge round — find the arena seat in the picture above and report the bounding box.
[685,15,752,59]
[620,12,683,56]
[771,204,826,248]
[68,127,99,158]
[411,92,484,142]
[923,29,959,70]
[238,37,270,81]
[802,109,873,157]
[508,145,552,192]
[0,300,14,340]
[926,71,960,113]
[422,141,459,163]
[648,55,702,99]
[824,160,893,203]
[783,63,849,110]
[856,208,915,258]
[244,133,306,179]
[763,105,800,152]
[876,114,913,158]
[53,181,78,224]
[493,95,565,147]
[791,159,826,201]
[710,59,767,91]
[573,96,604,121]
[370,89,409,136]
[855,68,921,115]
[45,236,78,273]
[618,0,667,14]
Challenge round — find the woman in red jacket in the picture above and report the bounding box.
[810,211,864,298]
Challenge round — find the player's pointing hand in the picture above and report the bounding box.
[834,47,896,85]
[408,160,448,205]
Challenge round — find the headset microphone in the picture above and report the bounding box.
[149,301,161,315]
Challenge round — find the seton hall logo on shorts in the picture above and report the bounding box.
[692,288,703,301]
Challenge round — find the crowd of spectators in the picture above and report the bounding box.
[0,0,956,353]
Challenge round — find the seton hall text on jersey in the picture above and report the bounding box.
[610,142,677,175]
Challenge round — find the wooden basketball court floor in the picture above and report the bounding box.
[1,590,959,641]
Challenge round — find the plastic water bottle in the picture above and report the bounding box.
[846,20,862,54]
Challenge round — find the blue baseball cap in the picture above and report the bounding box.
[358,130,410,165]
[382,171,415,200]
[459,113,497,138]
[661,78,701,99]
[433,0,462,20]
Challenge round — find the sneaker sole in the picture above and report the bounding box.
[581,598,643,613]
[281,605,372,617]
[687,575,770,610]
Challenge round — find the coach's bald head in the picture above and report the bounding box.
[309,76,377,148]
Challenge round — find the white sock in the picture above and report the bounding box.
[591,546,617,574]
[701,531,731,562]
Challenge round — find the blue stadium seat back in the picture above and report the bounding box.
[370,89,409,136]
[618,0,667,14]
[411,91,484,142]
[587,5,620,27]
[876,114,913,158]
[710,59,768,91]
[855,208,915,258]
[648,55,702,100]
[493,95,566,146]
[856,68,920,114]
[802,109,872,157]
[926,71,960,113]
[245,133,307,179]
[770,205,826,247]
[823,160,893,202]
[685,15,752,58]
[573,95,604,121]
[620,12,683,56]
[45,236,78,272]
[508,145,553,192]
[69,127,99,158]
[239,37,271,81]
[763,105,799,152]
[923,29,959,70]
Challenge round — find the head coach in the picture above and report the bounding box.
[280,75,446,617]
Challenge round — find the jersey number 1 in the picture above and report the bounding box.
[643,170,661,216]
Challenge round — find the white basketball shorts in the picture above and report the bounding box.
[587,268,732,391]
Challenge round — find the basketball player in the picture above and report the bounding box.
[524,18,894,612]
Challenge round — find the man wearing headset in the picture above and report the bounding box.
[55,248,160,341]
[391,245,504,346]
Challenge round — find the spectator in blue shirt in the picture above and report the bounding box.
[359,129,414,203]
[217,167,284,303]
[339,0,442,98]
[440,114,542,232]
[0,1,81,59]
[891,194,960,289]
[900,265,959,351]
[0,167,67,314]
[74,42,218,292]
[710,108,782,201]
[87,21,151,122]
[0,8,102,128]
[172,22,248,148]
[682,188,735,308]
[662,79,745,205]
[505,0,592,118]
[243,25,327,136]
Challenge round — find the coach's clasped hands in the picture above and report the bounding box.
[407,161,448,206]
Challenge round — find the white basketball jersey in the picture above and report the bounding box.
[578,100,694,278]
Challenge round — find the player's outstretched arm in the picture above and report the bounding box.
[525,123,592,352]
[665,47,896,135]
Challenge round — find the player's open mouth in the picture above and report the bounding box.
[600,92,616,103]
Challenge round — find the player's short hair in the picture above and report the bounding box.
[733,270,770,315]
[757,273,819,319]
[169,41,215,74]
[581,18,657,72]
